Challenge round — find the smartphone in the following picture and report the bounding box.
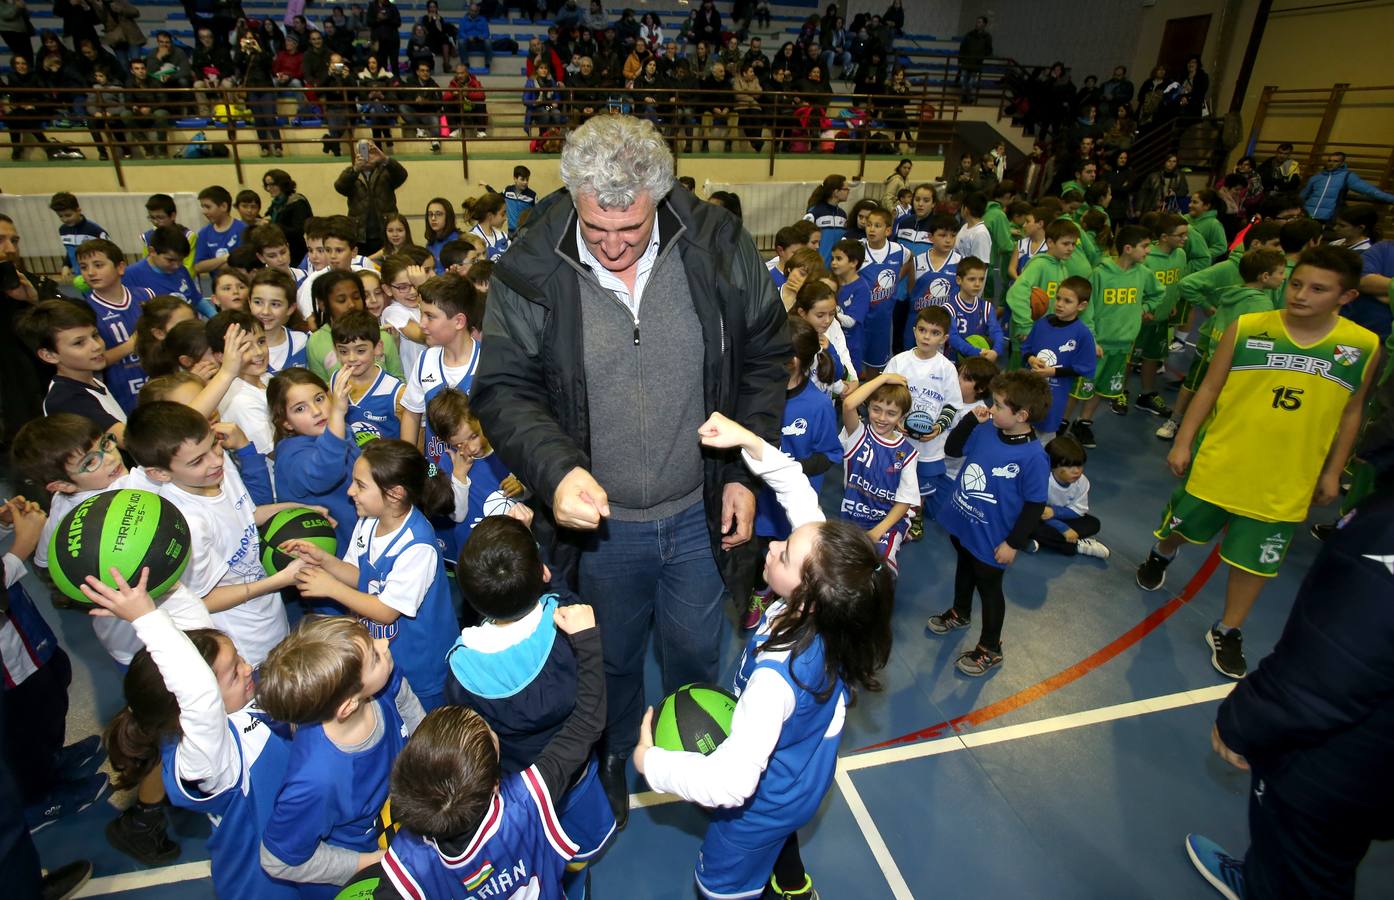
[356,139,371,159]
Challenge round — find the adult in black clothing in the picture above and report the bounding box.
[663,57,697,151]
[367,0,402,74]
[74,37,121,86]
[852,48,886,102]
[884,0,905,36]
[53,0,100,55]
[694,0,720,46]
[1260,142,1303,195]
[1174,55,1208,116]
[957,15,992,103]
[122,58,172,159]
[742,36,768,77]
[1187,482,1394,900]
[357,54,398,150]
[700,60,732,152]
[1102,149,1134,223]
[567,55,601,124]
[1099,65,1134,112]
[771,40,801,81]
[1135,63,1169,128]
[334,142,407,255]
[234,31,283,156]
[322,19,355,61]
[318,53,356,157]
[0,215,53,445]
[397,61,442,153]
[418,0,456,67]
[262,169,312,262]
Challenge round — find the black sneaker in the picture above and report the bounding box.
[926,609,970,635]
[106,805,180,866]
[1071,419,1097,448]
[1135,392,1173,418]
[39,860,92,900]
[1207,626,1247,679]
[955,646,1004,676]
[1136,549,1173,591]
[1309,522,1336,542]
[1110,392,1129,416]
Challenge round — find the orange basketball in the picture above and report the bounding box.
[1030,287,1050,320]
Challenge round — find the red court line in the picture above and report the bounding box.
[853,546,1223,753]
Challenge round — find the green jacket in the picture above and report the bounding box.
[1143,245,1188,320]
[307,324,404,382]
[1077,229,1104,270]
[1199,285,1275,360]
[1084,259,1166,347]
[982,201,1015,266]
[1177,254,1242,314]
[1005,252,1085,337]
[1184,209,1228,275]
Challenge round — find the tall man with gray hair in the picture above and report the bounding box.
[472,116,790,828]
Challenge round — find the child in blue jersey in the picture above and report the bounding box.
[908,214,962,346]
[860,207,913,374]
[193,186,247,277]
[894,183,938,253]
[18,301,128,433]
[251,269,311,376]
[445,518,615,896]
[928,371,1052,677]
[804,174,851,261]
[504,165,537,234]
[124,225,213,317]
[338,603,602,900]
[84,572,299,899]
[48,191,108,280]
[1008,206,1052,280]
[77,239,157,413]
[422,198,460,274]
[830,239,871,375]
[1021,276,1096,443]
[285,439,459,710]
[427,389,526,548]
[258,616,426,897]
[945,256,1006,362]
[400,273,485,476]
[636,410,895,900]
[467,193,512,261]
[837,372,920,572]
[746,316,843,628]
[885,306,962,537]
[330,310,406,446]
[269,368,361,557]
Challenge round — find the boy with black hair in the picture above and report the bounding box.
[1133,212,1189,418]
[75,238,155,413]
[830,238,872,374]
[1028,434,1108,558]
[18,301,126,432]
[330,308,406,444]
[1157,247,1287,442]
[1065,224,1164,445]
[860,206,913,367]
[1008,205,1053,280]
[193,185,247,275]
[339,606,603,900]
[504,164,537,233]
[981,183,1019,295]
[467,258,493,300]
[248,222,309,284]
[944,256,1004,363]
[400,273,485,463]
[909,213,962,344]
[954,192,992,266]
[205,309,274,454]
[1005,218,1088,345]
[838,371,920,569]
[1176,221,1284,322]
[767,224,807,287]
[234,189,264,227]
[122,225,212,316]
[928,370,1051,676]
[48,191,108,280]
[1060,189,1085,222]
[1275,217,1325,306]
[1084,183,1113,227]
[1022,275,1096,443]
[300,216,329,274]
[437,238,481,275]
[141,194,193,261]
[296,215,374,320]
[1137,246,1380,679]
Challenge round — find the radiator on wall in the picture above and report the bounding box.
[700,179,888,249]
[0,192,203,273]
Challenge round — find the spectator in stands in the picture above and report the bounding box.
[1136,63,1168,127]
[694,0,721,45]
[286,14,311,48]
[771,41,799,80]
[1102,149,1134,221]
[189,29,231,115]
[1102,104,1135,151]
[459,3,492,71]
[753,0,771,30]
[958,15,992,103]
[791,63,830,142]
[1299,152,1394,223]
[86,65,131,160]
[2,55,77,159]
[581,0,607,31]
[335,140,406,254]
[794,13,818,49]
[718,34,742,73]
[665,57,697,151]
[1074,74,1101,116]
[883,0,905,36]
[272,32,310,114]
[148,30,193,99]
[700,60,732,153]
[367,0,402,73]
[302,29,330,86]
[639,13,663,50]
[554,0,583,31]
[732,61,763,152]
[122,57,171,158]
[318,52,355,156]
[263,168,312,262]
[822,18,853,81]
[234,31,285,157]
[743,36,767,75]
[0,5,31,67]
[1136,152,1189,214]
[523,59,561,135]
[1100,65,1133,111]
[1260,142,1302,194]
[634,56,664,125]
[690,40,713,78]
[258,17,286,54]
[1231,155,1266,215]
[568,55,601,124]
[616,8,641,50]
[528,36,563,82]
[882,64,913,151]
[322,18,355,60]
[399,60,443,152]
[97,0,144,71]
[76,36,120,85]
[406,23,435,73]
[55,0,100,56]
[357,54,397,150]
[623,40,651,82]
[1174,55,1208,116]
[852,47,886,100]
[443,61,488,137]
[41,40,87,120]
[419,0,457,68]
[676,9,699,46]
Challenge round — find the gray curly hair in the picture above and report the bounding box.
[559,116,674,210]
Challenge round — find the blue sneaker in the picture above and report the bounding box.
[57,735,105,779]
[1185,833,1245,900]
[25,773,109,834]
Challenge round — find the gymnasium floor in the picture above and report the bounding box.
[22,383,1394,898]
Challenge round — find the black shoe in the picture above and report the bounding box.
[1135,392,1173,418]
[1309,522,1336,542]
[1135,548,1173,592]
[1207,626,1246,679]
[1110,392,1130,416]
[599,754,629,832]
[40,860,92,900]
[1071,419,1096,448]
[106,805,180,866]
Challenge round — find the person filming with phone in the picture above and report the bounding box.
[333,138,407,255]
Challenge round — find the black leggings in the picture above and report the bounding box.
[759,833,806,898]
[950,536,1005,652]
[1031,514,1101,555]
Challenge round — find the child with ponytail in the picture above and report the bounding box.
[791,279,856,396]
[464,192,509,260]
[281,439,459,710]
[636,411,894,900]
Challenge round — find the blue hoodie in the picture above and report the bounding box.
[1300,164,1394,222]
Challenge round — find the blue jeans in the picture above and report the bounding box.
[579,498,725,753]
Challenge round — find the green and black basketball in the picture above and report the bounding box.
[653,683,738,755]
[48,489,191,605]
[260,507,337,574]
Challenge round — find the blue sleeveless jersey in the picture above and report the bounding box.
[756,380,841,539]
[804,203,847,262]
[266,327,309,376]
[860,239,908,307]
[0,580,57,689]
[380,766,579,900]
[87,285,154,412]
[346,368,404,445]
[504,186,537,233]
[416,344,482,482]
[912,249,961,310]
[427,230,461,273]
[353,507,458,709]
[162,707,298,899]
[840,424,917,528]
[469,224,510,261]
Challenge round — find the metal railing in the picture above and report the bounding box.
[0,81,966,185]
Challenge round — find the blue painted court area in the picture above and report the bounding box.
[22,385,1394,898]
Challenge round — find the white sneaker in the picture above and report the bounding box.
[475,129,488,137]
[1075,537,1111,559]
[1155,419,1179,441]
[415,128,428,138]
[449,128,461,137]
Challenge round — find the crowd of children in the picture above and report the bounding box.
[0,146,1384,900]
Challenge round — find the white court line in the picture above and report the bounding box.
[79,685,1235,897]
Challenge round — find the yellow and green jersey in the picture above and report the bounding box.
[1187,310,1379,522]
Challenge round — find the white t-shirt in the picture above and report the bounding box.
[884,349,963,461]
[955,221,992,263]
[159,462,287,666]
[217,377,275,457]
[380,302,424,376]
[401,342,481,414]
[295,264,377,320]
[1048,472,1091,517]
[812,319,856,396]
[944,400,984,480]
[343,517,438,618]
